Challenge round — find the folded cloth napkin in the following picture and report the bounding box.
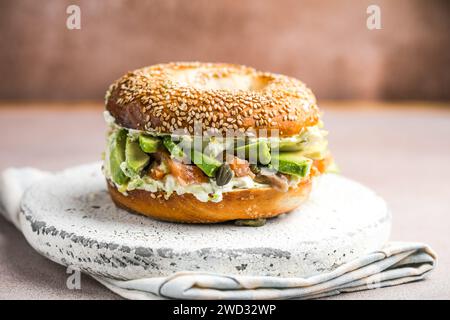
[0,166,437,300]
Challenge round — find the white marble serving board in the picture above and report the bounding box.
[19,163,390,280]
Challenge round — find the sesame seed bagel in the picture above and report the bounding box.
[105,62,320,137]
[107,178,312,223]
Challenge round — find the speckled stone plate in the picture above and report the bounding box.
[19,163,390,280]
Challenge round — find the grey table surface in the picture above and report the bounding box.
[0,102,449,300]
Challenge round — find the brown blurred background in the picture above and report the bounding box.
[0,0,449,101]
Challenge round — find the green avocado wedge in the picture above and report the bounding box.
[235,141,271,165]
[162,136,185,161]
[139,135,161,153]
[274,140,327,159]
[109,129,129,185]
[126,137,150,174]
[234,218,267,227]
[191,150,222,177]
[277,140,304,151]
[162,136,221,176]
[270,151,312,178]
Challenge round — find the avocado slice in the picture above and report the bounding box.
[270,151,312,177]
[234,218,267,227]
[235,141,271,165]
[275,140,327,159]
[126,137,150,174]
[162,136,185,161]
[191,150,222,177]
[278,140,304,151]
[162,136,221,176]
[109,129,129,185]
[139,135,161,153]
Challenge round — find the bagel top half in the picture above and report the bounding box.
[105,62,320,137]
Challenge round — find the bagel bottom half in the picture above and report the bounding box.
[107,179,312,223]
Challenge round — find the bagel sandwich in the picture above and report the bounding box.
[103,62,335,224]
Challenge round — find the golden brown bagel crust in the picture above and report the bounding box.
[105,62,320,137]
[107,179,312,223]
